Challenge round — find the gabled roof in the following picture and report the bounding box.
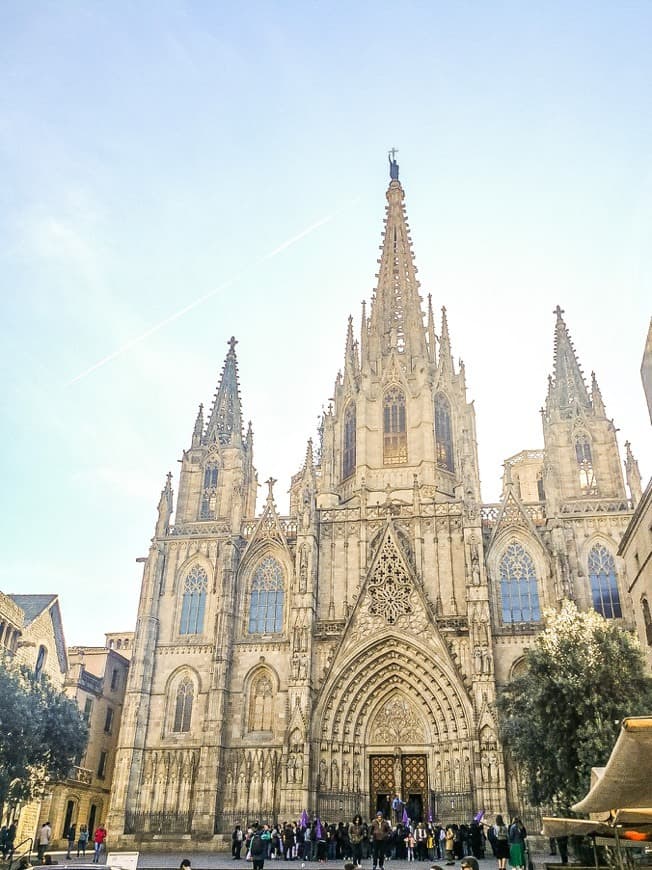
[9,593,57,625]
[9,593,68,675]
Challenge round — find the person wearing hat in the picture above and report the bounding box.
[369,812,391,870]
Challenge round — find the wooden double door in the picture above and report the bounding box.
[369,754,428,822]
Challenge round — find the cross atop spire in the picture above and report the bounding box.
[204,337,244,447]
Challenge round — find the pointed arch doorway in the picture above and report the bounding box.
[368,696,429,823]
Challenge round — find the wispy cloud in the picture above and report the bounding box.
[65,204,356,386]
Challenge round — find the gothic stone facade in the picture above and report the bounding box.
[107,169,642,847]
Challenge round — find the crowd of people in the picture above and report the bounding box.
[233,813,536,870]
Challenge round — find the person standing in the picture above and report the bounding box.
[508,818,527,870]
[492,816,509,870]
[66,823,77,860]
[92,823,107,863]
[249,825,266,870]
[349,815,365,868]
[37,821,52,864]
[232,824,244,859]
[77,825,89,857]
[369,811,391,870]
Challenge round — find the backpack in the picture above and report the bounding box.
[496,825,508,841]
[250,833,265,858]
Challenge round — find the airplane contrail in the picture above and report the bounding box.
[66,201,357,386]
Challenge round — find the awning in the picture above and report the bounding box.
[572,717,652,815]
[542,817,652,842]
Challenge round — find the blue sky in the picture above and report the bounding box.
[1,1,650,646]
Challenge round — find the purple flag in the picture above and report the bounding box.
[402,807,409,825]
[301,809,309,827]
[316,818,323,840]
[474,810,485,823]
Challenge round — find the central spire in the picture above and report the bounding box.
[365,155,428,369]
[204,336,244,447]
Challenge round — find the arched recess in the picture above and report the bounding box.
[486,530,550,628]
[242,664,280,737]
[342,401,356,480]
[199,454,221,519]
[313,634,475,800]
[162,666,201,738]
[434,391,455,472]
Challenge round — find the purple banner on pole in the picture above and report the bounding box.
[316,818,323,840]
[301,809,309,827]
[474,810,485,823]
[402,807,409,825]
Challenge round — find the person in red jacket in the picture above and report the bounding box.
[92,825,107,864]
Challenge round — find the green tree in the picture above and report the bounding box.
[497,600,652,813]
[0,657,88,815]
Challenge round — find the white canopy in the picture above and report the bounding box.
[572,717,652,816]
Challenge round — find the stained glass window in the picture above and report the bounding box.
[575,434,597,493]
[173,678,194,732]
[179,565,208,634]
[435,393,454,472]
[248,672,273,731]
[248,557,285,634]
[200,462,219,519]
[383,387,407,465]
[342,403,356,480]
[499,541,541,624]
[588,544,621,618]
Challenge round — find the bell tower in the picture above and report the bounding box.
[542,307,626,512]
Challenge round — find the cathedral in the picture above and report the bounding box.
[107,158,643,847]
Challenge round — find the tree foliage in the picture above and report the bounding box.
[0,657,88,812]
[496,600,652,813]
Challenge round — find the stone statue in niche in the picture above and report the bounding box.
[299,546,308,593]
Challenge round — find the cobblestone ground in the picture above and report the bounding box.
[27,850,562,870]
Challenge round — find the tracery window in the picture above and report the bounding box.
[173,677,194,732]
[179,565,208,635]
[199,462,219,519]
[248,671,274,731]
[248,557,285,634]
[642,598,652,646]
[588,544,621,618]
[342,402,356,480]
[575,434,597,494]
[434,393,454,472]
[499,541,541,624]
[383,387,407,465]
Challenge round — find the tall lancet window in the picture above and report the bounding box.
[383,387,407,465]
[179,566,208,635]
[434,393,454,472]
[199,462,219,519]
[173,678,194,732]
[499,541,541,624]
[575,434,597,494]
[248,557,285,634]
[342,403,356,480]
[642,598,652,646]
[588,544,621,618]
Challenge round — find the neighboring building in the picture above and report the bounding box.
[6,594,68,688]
[29,643,131,848]
[642,319,652,424]
[105,632,135,660]
[0,594,132,849]
[618,321,652,671]
[107,161,642,847]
